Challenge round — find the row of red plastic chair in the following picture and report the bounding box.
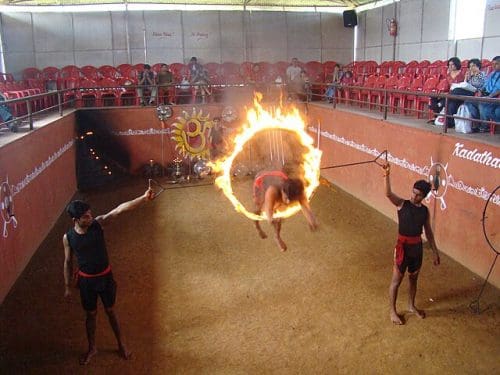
[19,58,494,92]
[336,74,451,120]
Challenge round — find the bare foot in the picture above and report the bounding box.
[257,229,267,239]
[80,348,97,365]
[118,345,132,360]
[275,237,287,252]
[409,307,426,319]
[390,311,404,325]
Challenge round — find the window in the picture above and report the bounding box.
[451,0,487,40]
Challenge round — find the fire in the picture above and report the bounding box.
[211,95,322,221]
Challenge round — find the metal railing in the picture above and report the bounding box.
[1,81,498,136]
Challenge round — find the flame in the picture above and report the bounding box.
[211,94,322,221]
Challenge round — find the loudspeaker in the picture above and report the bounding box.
[343,10,357,28]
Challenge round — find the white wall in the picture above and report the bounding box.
[0,9,353,78]
[356,0,500,63]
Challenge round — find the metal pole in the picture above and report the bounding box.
[27,100,33,130]
[58,91,63,116]
[383,89,388,120]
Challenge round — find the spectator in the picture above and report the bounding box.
[325,64,342,102]
[176,73,191,105]
[188,57,211,103]
[446,58,485,128]
[286,57,303,100]
[429,57,465,125]
[476,55,500,132]
[157,64,173,105]
[137,64,157,106]
[0,92,18,132]
[300,69,312,102]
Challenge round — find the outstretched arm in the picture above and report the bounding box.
[383,164,404,207]
[63,234,73,297]
[95,188,154,226]
[424,216,440,266]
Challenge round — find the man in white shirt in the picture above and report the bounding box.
[286,58,305,100]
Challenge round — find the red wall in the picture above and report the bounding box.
[0,105,498,304]
[0,115,77,303]
[308,106,500,287]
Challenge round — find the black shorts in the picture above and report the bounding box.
[78,273,117,311]
[397,242,423,274]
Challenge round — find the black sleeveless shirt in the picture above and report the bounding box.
[397,200,428,237]
[66,220,109,274]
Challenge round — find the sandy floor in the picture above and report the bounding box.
[0,176,499,374]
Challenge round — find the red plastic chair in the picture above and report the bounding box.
[78,79,100,107]
[341,74,362,106]
[220,62,240,83]
[3,91,28,117]
[0,73,14,83]
[391,61,406,76]
[402,60,418,78]
[117,64,133,78]
[80,65,100,81]
[378,61,391,76]
[117,76,137,106]
[22,67,41,80]
[98,65,120,79]
[403,75,424,115]
[416,60,430,79]
[62,77,80,107]
[133,63,145,72]
[369,75,387,110]
[322,61,338,81]
[359,75,378,107]
[169,63,187,82]
[389,76,412,113]
[415,76,439,118]
[99,77,120,106]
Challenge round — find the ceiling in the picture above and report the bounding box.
[0,0,379,9]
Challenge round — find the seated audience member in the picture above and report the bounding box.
[429,57,465,125]
[157,64,174,104]
[475,55,500,132]
[325,64,342,102]
[337,70,354,103]
[446,58,485,128]
[188,57,211,103]
[137,64,157,106]
[176,74,191,104]
[0,92,18,132]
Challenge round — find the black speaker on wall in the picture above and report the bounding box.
[343,10,357,27]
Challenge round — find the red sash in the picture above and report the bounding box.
[78,265,112,278]
[254,171,288,190]
[394,235,421,266]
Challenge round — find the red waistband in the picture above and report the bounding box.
[78,265,111,278]
[397,234,422,245]
[254,171,288,189]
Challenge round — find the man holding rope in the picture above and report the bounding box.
[253,171,318,252]
[63,188,154,365]
[382,163,440,325]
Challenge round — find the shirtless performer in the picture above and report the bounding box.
[253,170,318,251]
[383,164,440,325]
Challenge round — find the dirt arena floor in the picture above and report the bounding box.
[0,176,499,374]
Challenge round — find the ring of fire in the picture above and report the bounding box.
[212,99,322,221]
